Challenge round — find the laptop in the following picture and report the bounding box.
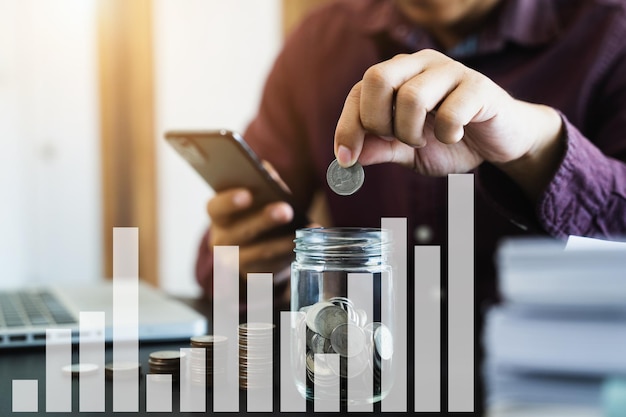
[0,281,208,348]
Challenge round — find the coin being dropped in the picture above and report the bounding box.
[326,159,364,196]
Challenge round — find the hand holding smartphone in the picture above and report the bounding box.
[164,129,309,235]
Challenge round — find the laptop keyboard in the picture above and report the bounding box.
[0,290,77,328]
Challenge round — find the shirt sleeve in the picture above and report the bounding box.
[480,51,626,239]
[538,114,626,238]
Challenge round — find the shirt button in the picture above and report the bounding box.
[414,225,433,243]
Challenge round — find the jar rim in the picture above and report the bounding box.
[295,227,384,236]
[294,227,391,258]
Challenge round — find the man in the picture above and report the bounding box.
[197,0,626,410]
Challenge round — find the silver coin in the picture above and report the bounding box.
[305,301,335,334]
[149,350,185,362]
[315,304,348,339]
[328,297,358,323]
[326,159,364,196]
[329,322,365,357]
[374,324,394,361]
[310,332,332,354]
[62,363,99,377]
[355,309,368,327]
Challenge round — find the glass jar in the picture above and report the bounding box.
[290,227,394,405]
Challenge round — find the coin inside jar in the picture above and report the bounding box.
[326,159,364,196]
[373,324,394,361]
[312,304,348,339]
[330,322,365,357]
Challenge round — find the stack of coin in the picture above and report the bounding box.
[189,334,228,386]
[238,323,274,390]
[148,350,185,382]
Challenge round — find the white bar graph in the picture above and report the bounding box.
[246,273,273,412]
[46,328,71,412]
[381,217,407,412]
[79,311,105,412]
[146,374,172,412]
[10,176,479,414]
[448,173,475,412]
[213,245,239,412]
[314,354,340,413]
[180,347,205,412]
[280,311,306,412]
[348,273,374,412]
[12,380,38,412]
[113,227,139,412]
[414,246,441,412]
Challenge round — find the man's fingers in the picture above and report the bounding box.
[335,50,460,166]
[239,234,296,273]
[212,202,293,246]
[433,74,495,144]
[393,62,461,147]
[359,52,437,137]
[335,82,366,167]
[207,188,253,226]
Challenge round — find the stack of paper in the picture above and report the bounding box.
[484,236,626,408]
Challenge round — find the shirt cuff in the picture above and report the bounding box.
[537,114,613,237]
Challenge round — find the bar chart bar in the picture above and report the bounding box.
[381,217,407,412]
[414,246,441,412]
[280,311,306,412]
[180,347,205,412]
[146,374,172,412]
[246,273,273,412]
[448,173,474,412]
[113,227,139,412]
[314,354,340,413]
[46,328,71,412]
[79,311,105,412]
[213,245,239,412]
[12,380,38,412]
[348,273,374,412]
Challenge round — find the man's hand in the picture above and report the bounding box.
[334,49,563,200]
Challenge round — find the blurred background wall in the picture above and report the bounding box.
[0,0,328,296]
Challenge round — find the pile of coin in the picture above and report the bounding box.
[189,334,228,387]
[148,350,185,382]
[238,322,274,390]
[299,297,393,386]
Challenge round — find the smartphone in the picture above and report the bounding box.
[164,129,309,234]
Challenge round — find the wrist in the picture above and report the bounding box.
[497,104,564,201]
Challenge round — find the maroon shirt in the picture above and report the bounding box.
[196,0,626,309]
